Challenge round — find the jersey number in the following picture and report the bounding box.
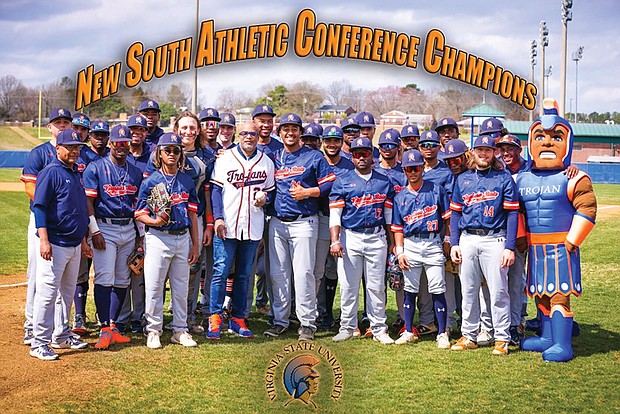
[374,208,383,219]
[483,206,495,217]
[427,220,438,232]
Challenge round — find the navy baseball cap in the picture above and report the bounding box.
[138,99,161,112]
[252,104,276,118]
[435,117,459,133]
[56,129,86,146]
[378,128,401,145]
[72,112,90,129]
[401,149,424,167]
[127,114,148,129]
[443,140,469,158]
[321,125,343,139]
[278,113,303,129]
[301,123,323,138]
[199,108,221,122]
[90,120,110,134]
[401,124,420,138]
[220,112,236,126]
[497,134,522,148]
[158,132,183,147]
[110,125,131,142]
[350,137,373,150]
[49,108,72,123]
[473,134,497,149]
[419,130,440,143]
[355,111,376,128]
[479,118,504,136]
[341,116,360,130]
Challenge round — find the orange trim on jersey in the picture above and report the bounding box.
[550,304,574,318]
[503,200,520,210]
[450,201,463,212]
[441,210,451,220]
[517,213,527,238]
[391,224,404,233]
[20,174,37,183]
[318,173,336,185]
[329,200,345,208]
[85,188,98,198]
[566,214,595,247]
[567,170,588,202]
[143,172,150,178]
[527,232,568,245]
[385,199,393,208]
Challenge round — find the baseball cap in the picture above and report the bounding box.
[72,112,90,129]
[378,128,401,145]
[301,123,323,138]
[341,116,360,130]
[90,120,110,134]
[479,117,504,136]
[127,114,148,129]
[350,137,373,150]
[157,132,183,147]
[252,104,276,118]
[443,140,469,158]
[473,134,497,149]
[321,125,343,139]
[199,108,221,122]
[401,124,420,138]
[435,117,459,133]
[137,99,161,112]
[56,129,86,146]
[278,113,303,129]
[355,111,376,128]
[419,130,440,143]
[220,113,236,126]
[497,134,522,148]
[401,149,424,167]
[49,108,72,123]
[110,125,131,142]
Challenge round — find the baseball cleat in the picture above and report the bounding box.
[207,314,223,340]
[94,329,113,350]
[72,314,87,336]
[229,317,254,338]
[110,324,131,344]
[395,331,418,345]
[436,332,451,349]
[256,305,270,315]
[492,340,509,356]
[30,345,59,361]
[332,331,354,342]
[364,328,373,338]
[146,331,162,349]
[23,329,34,346]
[189,322,205,335]
[171,331,198,347]
[373,331,395,345]
[51,336,88,350]
[298,326,315,341]
[352,327,361,337]
[477,330,493,347]
[130,320,144,334]
[263,324,287,337]
[509,325,524,346]
[451,336,478,351]
[416,322,438,336]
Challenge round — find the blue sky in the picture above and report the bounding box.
[1,0,618,114]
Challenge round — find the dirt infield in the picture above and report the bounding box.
[0,182,23,192]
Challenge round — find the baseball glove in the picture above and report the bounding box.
[127,247,145,276]
[386,253,403,291]
[146,182,171,225]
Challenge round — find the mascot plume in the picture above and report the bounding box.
[516,99,597,362]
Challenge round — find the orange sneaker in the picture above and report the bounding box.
[207,314,223,340]
[94,328,113,350]
[110,324,131,344]
[451,336,478,351]
[364,327,373,338]
[492,340,509,356]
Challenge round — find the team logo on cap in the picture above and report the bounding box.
[407,126,413,133]
[386,132,391,139]
[137,117,144,124]
[448,144,454,153]
[171,134,179,142]
[363,115,369,122]
[263,105,268,111]
[288,114,295,121]
[356,138,364,146]
[72,131,79,140]
[148,101,155,107]
[442,119,448,125]
[330,127,337,133]
[224,115,230,122]
[119,128,126,137]
[482,137,489,144]
[207,109,214,116]
[97,122,103,128]
[487,120,494,128]
[58,109,66,116]
[408,152,415,161]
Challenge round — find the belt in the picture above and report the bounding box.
[349,226,382,234]
[150,228,188,236]
[464,228,502,236]
[99,217,132,225]
[408,232,439,239]
[276,214,312,223]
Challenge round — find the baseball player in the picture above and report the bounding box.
[449,134,519,355]
[218,112,237,149]
[135,132,200,349]
[254,104,283,155]
[355,111,381,160]
[126,114,151,172]
[339,116,361,160]
[83,125,143,349]
[392,149,452,348]
[21,108,73,346]
[435,117,460,161]
[199,107,222,154]
[264,113,335,341]
[29,129,92,360]
[81,120,111,165]
[329,136,395,345]
[71,112,90,142]
[138,99,165,151]
[400,124,421,151]
[301,123,323,150]
[207,121,275,340]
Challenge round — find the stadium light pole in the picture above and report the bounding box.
[559,0,573,116]
[572,46,584,122]
[539,21,549,115]
[545,65,553,98]
[529,40,537,122]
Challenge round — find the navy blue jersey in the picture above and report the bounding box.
[183,148,215,216]
[127,144,151,173]
[135,170,199,231]
[423,160,454,199]
[319,157,355,215]
[391,181,451,236]
[83,157,143,219]
[81,146,110,165]
[375,164,407,194]
[145,126,165,151]
[340,146,380,162]
[329,170,395,229]
[33,159,88,247]
[21,142,56,211]
[506,157,532,175]
[270,146,335,217]
[257,138,284,156]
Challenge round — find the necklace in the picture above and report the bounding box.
[106,157,128,186]
[160,168,178,192]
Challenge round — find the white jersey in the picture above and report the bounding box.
[211,147,275,241]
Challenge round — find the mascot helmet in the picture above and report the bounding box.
[528,98,574,170]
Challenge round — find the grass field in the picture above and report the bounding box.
[1,187,619,413]
[0,168,22,182]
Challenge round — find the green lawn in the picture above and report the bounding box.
[593,183,620,205]
[0,168,22,182]
[0,192,29,276]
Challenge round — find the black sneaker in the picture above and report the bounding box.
[298,326,315,341]
[264,325,287,337]
[509,325,524,346]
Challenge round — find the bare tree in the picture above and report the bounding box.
[0,75,24,120]
[215,87,254,112]
[325,80,353,106]
[284,81,325,119]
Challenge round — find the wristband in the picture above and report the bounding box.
[88,215,101,235]
[206,214,214,225]
[330,241,341,247]
[444,236,451,244]
[395,246,404,255]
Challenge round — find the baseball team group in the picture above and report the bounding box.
[21,97,596,363]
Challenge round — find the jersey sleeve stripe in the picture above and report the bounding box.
[385,199,393,208]
[450,201,463,212]
[264,185,275,192]
[329,200,345,208]
[441,210,452,220]
[20,174,37,183]
[210,178,224,187]
[84,189,98,198]
[503,201,520,210]
[188,202,198,212]
[317,173,336,185]
[390,224,404,233]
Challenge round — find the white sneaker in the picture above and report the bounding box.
[51,336,88,350]
[395,331,418,345]
[171,331,198,347]
[477,330,493,347]
[436,332,451,349]
[147,331,162,349]
[332,331,353,342]
[373,331,394,345]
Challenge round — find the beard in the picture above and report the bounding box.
[474,156,491,169]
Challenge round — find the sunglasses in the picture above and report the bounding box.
[446,157,463,167]
[419,142,440,149]
[401,136,419,141]
[352,150,372,159]
[162,147,181,155]
[110,141,130,148]
[380,143,398,150]
[403,165,423,173]
[239,131,258,137]
[484,132,502,139]
[203,120,220,129]
[343,128,360,134]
